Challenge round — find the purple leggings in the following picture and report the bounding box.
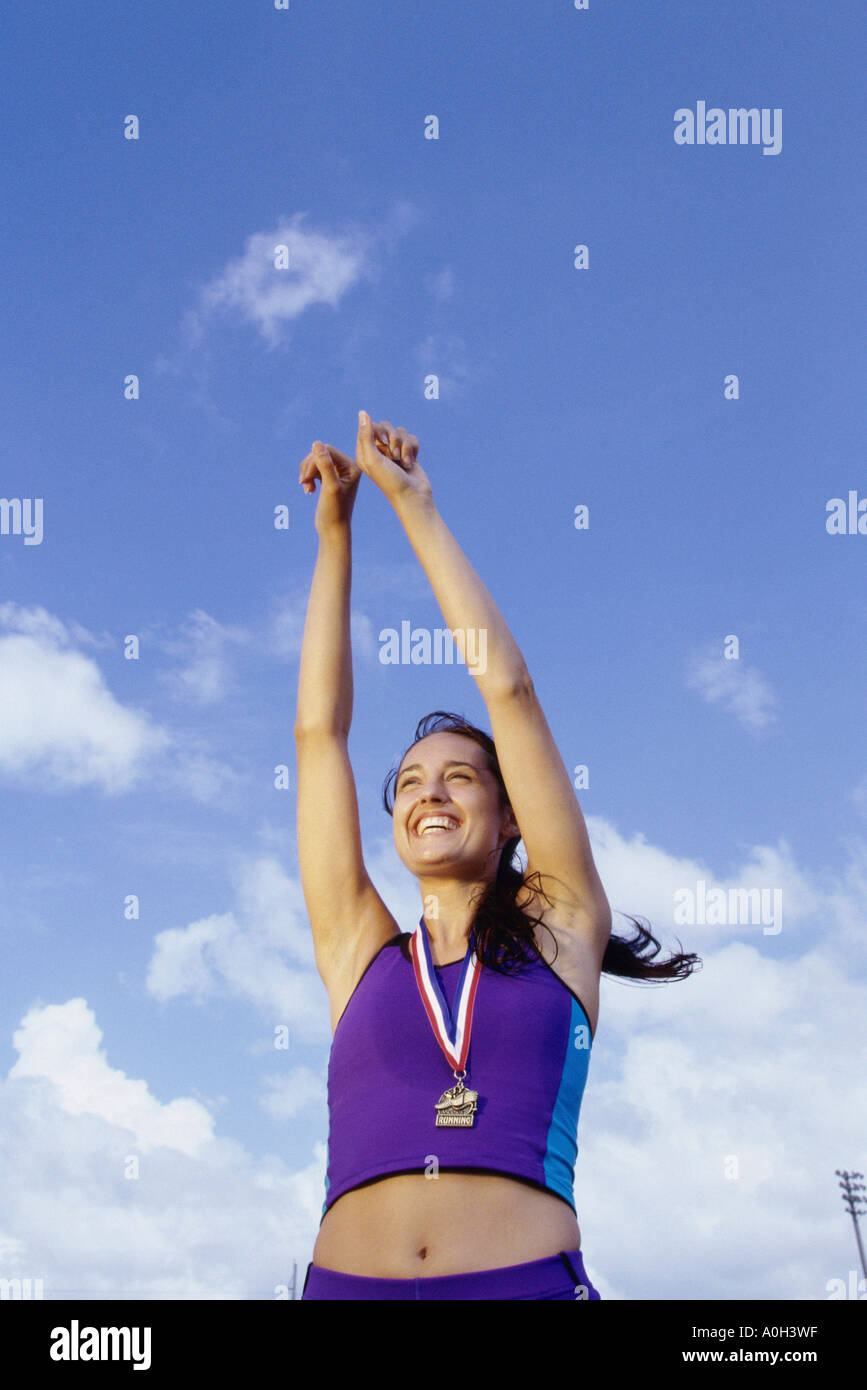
[301,1247,601,1301]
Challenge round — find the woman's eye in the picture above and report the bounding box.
[399,771,470,791]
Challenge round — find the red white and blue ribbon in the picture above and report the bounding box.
[410,914,481,1073]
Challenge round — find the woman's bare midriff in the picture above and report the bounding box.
[312,1170,582,1278]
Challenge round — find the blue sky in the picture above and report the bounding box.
[0,1,865,1300]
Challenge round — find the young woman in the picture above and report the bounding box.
[294,411,699,1300]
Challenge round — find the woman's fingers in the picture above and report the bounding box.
[357,411,422,497]
[385,426,417,464]
[364,417,402,463]
[383,423,402,462]
[299,442,334,493]
[301,419,417,498]
[356,412,382,471]
[369,419,419,467]
[313,441,333,471]
[371,421,389,453]
[299,445,323,490]
[399,430,419,464]
[299,447,318,493]
[300,440,363,494]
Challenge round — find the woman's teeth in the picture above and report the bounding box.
[416,817,459,836]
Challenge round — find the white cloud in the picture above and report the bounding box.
[584,940,867,1299]
[146,856,329,1041]
[145,915,232,1004]
[259,1066,328,1122]
[686,648,777,730]
[561,815,867,1298]
[0,1000,324,1298]
[157,608,251,705]
[9,999,214,1157]
[0,627,170,794]
[0,602,235,803]
[0,602,111,652]
[190,213,372,348]
[586,816,823,946]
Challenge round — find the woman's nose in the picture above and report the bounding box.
[416,783,450,805]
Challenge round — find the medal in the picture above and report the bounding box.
[410,915,481,1127]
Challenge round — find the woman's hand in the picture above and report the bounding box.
[355,411,433,510]
[299,441,362,533]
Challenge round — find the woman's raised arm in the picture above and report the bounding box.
[294,438,398,1029]
[354,413,611,949]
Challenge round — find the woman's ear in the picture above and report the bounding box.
[502,807,520,840]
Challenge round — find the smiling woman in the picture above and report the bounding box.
[293,413,700,1301]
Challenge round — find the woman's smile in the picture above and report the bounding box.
[412,813,461,838]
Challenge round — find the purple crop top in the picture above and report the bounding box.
[321,931,593,1218]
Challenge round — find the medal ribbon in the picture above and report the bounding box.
[410,914,481,1073]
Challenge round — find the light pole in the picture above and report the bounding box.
[835,1170,867,1280]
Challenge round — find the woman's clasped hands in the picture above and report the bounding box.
[298,412,431,530]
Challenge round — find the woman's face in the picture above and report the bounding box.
[392,731,519,879]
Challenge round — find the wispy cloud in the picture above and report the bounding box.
[414,331,474,398]
[259,1066,328,1122]
[424,266,456,302]
[852,775,867,815]
[0,603,112,652]
[266,593,377,665]
[266,594,308,660]
[353,560,434,601]
[686,647,778,730]
[156,608,251,705]
[185,213,373,348]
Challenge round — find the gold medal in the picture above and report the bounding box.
[410,917,482,1126]
[434,1073,479,1127]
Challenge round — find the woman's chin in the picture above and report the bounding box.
[400,837,463,870]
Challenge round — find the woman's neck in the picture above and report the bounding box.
[420,914,473,965]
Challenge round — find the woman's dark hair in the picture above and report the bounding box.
[383,711,701,984]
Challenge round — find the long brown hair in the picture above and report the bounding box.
[383,711,701,983]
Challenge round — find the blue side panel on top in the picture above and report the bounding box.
[542,997,592,1205]
[321,1135,331,1218]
